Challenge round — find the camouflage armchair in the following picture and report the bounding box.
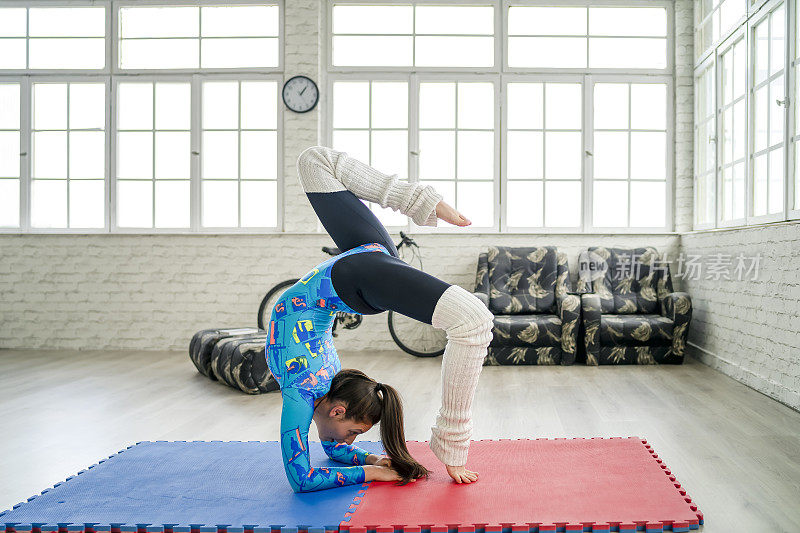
[473,246,581,366]
[576,246,692,365]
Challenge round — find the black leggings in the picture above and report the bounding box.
[306,191,450,325]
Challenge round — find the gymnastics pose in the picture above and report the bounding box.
[265,146,494,493]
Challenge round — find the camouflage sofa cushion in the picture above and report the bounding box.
[485,245,559,314]
[599,314,673,347]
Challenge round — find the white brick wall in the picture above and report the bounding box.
[9,0,798,416]
[680,221,800,412]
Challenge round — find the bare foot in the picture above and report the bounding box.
[435,200,471,226]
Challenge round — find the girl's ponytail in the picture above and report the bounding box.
[376,382,431,484]
[325,369,431,485]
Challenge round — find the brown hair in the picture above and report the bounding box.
[324,368,431,485]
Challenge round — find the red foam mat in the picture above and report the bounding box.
[342,438,702,533]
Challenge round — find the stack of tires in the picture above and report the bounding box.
[189,328,279,395]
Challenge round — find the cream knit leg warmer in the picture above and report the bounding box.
[428,284,495,466]
[296,145,443,227]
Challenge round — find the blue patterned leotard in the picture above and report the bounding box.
[265,241,392,492]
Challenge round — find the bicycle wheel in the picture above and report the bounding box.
[387,310,446,358]
[257,279,299,330]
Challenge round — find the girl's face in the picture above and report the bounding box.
[314,399,372,444]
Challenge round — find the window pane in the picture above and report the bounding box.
[241,130,277,180]
[545,83,581,129]
[733,100,745,160]
[32,131,67,179]
[201,5,279,37]
[69,131,105,179]
[508,37,587,68]
[0,40,26,69]
[371,130,408,180]
[31,179,67,228]
[545,132,581,179]
[117,132,153,179]
[506,181,543,227]
[630,181,665,226]
[754,18,769,84]
[371,82,408,129]
[769,148,783,213]
[156,83,191,130]
[332,36,412,67]
[69,179,104,228]
[456,181,493,227]
[589,7,666,37]
[70,83,105,130]
[201,38,279,69]
[331,130,369,163]
[593,180,627,226]
[241,81,277,130]
[457,131,493,180]
[118,83,153,130]
[722,107,733,164]
[415,6,494,35]
[508,6,586,36]
[241,180,277,227]
[29,7,105,37]
[202,180,237,227]
[419,130,454,179]
[416,36,494,67]
[594,83,628,129]
[29,38,105,69]
[333,82,369,129]
[631,132,666,180]
[631,84,666,130]
[733,40,745,98]
[458,83,493,130]
[0,179,20,226]
[769,76,784,146]
[589,38,666,69]
[507,131,543,180]
[119,39,199,69]
[203,81,238,130]
[770,5,784,76]
[155,180,190,228]
[733,162,745,219]
[754,85,768,151]
[507,83,543,130]
[120,6,198,38]
[594,132,628,179]
[544,181,581,226]
[332,5,412,34]
[0,84,20,129]
[33,83,67,130]
[0,131,20,177]
[420,83,455,129]
[753,153,767,216]
[155,131,191,180]
[0,8,26,37]
[202,131,238,179]
[117,180,152,227]
[722,166,733,220]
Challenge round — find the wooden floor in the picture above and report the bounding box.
[1,348,799,532]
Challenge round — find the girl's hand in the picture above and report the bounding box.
[445,464,479,484]
[373,455,392,468]
[435,200,471,227]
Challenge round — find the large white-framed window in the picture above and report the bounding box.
[327,0,674,233]
[790,0,800,218]
[326,73,500,232]
[328,2,498,71]
[718,28,748,225]
[503,75,583,231]
[695,0,747,63]
[588,76,673,231]
[749,0,786,224]
[0,0,283,234]
[694,57,716,228]
[506,1,671,74]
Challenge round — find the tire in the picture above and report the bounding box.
[387,310,446,358]
[257,279,300,330]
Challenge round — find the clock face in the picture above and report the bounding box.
[282,75,319,113]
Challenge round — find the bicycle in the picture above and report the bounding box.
[257,231,447,357]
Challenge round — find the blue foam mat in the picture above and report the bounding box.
[0,440,386,531]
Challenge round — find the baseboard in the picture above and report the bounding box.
[687,341,800,413]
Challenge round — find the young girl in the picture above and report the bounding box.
[265,145,495,493]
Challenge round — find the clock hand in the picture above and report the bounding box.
[300,86,306,95]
